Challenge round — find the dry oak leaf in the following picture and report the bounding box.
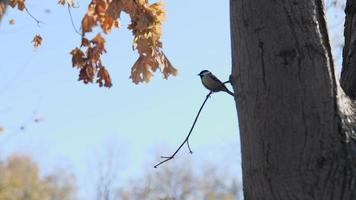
[9,19,15,25]
[70,48,85,68]
[58,0,75,7]
[106,0,123,19]
[81,37,91,47]
[131,55,157,83]
[81,14,96,33]
[79,63,96,83]
[32,34,42,48]
[86,47,102,62]
[91,33,106,50]
[94,0,107,16]
[9,0,25,11]
[97,66,112,87]
[90,0,119,34]
[160,53,177,78]
[100,15,119,33]
[130,51,177,84]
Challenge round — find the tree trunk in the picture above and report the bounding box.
[342,0,356,99]
[230,0,356,199]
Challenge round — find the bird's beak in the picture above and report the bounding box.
[197,74,200,76]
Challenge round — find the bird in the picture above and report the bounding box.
[198,70,234,96]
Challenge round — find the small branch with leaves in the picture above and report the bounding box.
[154,80,231,168]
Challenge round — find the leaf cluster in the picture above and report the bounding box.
[9,0,25,11]
[7,0,176,87]
[68,0,177,87]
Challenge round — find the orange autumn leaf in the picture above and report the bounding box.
[81,14,96,33]
[97,66,112,87]
[32,34,42,48]
[106,0,123,19]
[91,33,106,50]
[81,37,91,47]
[70,48,85,68]
[99,15,119,33]
[95,0,107,16]
[127,1,177,84]
[9,0,26,11]
[71,35,111,87]
[86,46,101,62]
[79,63,96,84]
[160,53,177,79]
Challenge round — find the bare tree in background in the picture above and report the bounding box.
[115,160,241,200]
[95,144,121,200]
[42,169,76,200]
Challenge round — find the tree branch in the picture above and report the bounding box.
[24,7,43,26]
[154,80,231,168]
[154,91,212,168]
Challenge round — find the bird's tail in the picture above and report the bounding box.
[225,88,235,97]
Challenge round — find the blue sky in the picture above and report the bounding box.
[0,0,346,199]
[0,0,241,198]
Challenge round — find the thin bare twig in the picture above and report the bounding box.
[24,7,43,26]
[154,80,231,168]
[154,91,212,168]
[67,5,81,36]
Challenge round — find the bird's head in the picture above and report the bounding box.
[198,70,211,78]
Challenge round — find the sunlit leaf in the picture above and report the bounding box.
[97,66,112,87]
[9,0,26,11]
[31,34,42,48]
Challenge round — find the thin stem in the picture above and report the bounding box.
[67,5,82,36]
[24,7,43,26]
[186,139,192,154]
[154,91,212,168]
[154,80,232,168]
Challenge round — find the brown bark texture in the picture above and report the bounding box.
[342,0,356,99]
[230,0,356,199]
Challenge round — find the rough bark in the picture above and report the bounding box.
[230,0,356,199]
[342,0,356,99]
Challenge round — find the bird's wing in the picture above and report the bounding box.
[210,73,224,84]
[210,73,233,94]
